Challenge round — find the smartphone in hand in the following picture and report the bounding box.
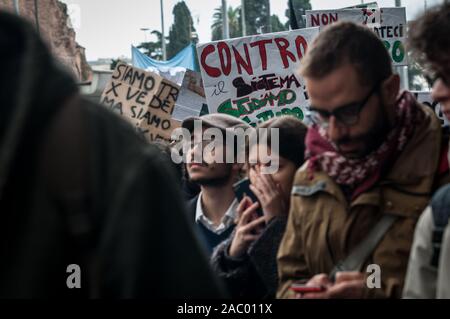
[290,283,326,293]
[233,178,264,217]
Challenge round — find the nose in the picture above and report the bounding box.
[431,78,450,104]
[188,142,202,163]
[327,115,348,143]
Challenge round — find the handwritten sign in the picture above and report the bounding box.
[197,27,319,126]
[305,7,407,66]
[101,62,181,142]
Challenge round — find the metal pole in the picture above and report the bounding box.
[241,0,246,36]
[394,0,409,90]
[13,0,20,15]
[160,0,167,60]
[267,0,272,33]
[222,0,229,39]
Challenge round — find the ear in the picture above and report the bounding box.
[380,74,400,106]
[380,74,400,125]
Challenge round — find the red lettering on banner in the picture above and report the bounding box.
[200,44,221,78]
[311,14,320,26]
[311,13,338,26]
[200,36,308,77]
[232,44,253,76]
[329,13,338,24]
[250,39,272,71]
[274,37,296,68]
[218,41,232,76]
[295,35,308,59]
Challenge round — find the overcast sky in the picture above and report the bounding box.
[60,0,443,61]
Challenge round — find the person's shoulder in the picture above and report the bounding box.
[415,98,442,134]
[186,194,199,219]
[431,184,450,213]
[291,161,341,200]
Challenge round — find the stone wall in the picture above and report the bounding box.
[0,0,92,81]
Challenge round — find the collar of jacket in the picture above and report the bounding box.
[292,102,443,218]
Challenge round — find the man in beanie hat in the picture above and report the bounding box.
[182,114,252,256]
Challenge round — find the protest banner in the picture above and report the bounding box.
[413,91,448,127]
[100,62,181,142]
[197,27,320,126]
[305,7,407,66]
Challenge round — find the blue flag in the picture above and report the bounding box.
[132,44,198,72]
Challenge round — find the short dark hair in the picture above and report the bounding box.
[408,3,450,70]
[300,21,392,86]
[255,116,307,168]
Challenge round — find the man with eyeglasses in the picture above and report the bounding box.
[403,3,450,299]
[277,21,448,299]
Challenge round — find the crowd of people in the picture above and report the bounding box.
[0,2,449,299]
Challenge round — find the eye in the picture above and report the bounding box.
[263,161,273,167]
[317,110,330,119]
[310,108,330,120]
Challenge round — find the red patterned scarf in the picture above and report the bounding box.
[305,91,424,200]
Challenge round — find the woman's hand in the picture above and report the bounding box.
[229,196,266,258]
[250,173,287,222]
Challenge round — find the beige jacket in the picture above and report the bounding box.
[277,103,445,298]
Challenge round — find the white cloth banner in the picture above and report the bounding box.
[305,7,407,66]
[196,27,320,126]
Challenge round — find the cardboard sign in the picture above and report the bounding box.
[101,62,181,142]
[305,7,407,66]
[196,27,319,126]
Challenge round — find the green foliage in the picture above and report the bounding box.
[285,0,311,29]
[407,53,429,91]
[110,58,119,70]
[137,30,163,60]
[211,6,243,41]
[243,0,271,35]
[270,14,286,32]
[212,0,287,40]
[167,1,197,59]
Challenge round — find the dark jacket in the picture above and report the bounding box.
[187,195,235,256]
[211,217,287,299]
[0,11,224,299]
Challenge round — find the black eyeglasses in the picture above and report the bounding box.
[309,82,380,127]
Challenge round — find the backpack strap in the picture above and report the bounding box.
[430,184,450,267]
[329,214,398,281]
